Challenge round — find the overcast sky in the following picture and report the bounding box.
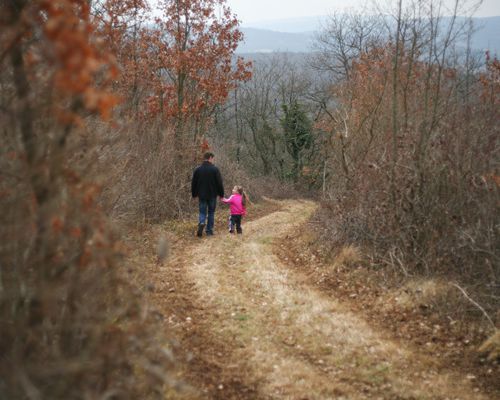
[225,0,500,23]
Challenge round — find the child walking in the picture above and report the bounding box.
[221,186,247,234]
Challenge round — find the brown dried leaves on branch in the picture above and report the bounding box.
[0,1,179,398]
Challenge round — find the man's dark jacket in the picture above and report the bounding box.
[191,161,224,200]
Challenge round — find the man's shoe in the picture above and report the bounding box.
[197,223,205,237]
[206,231,214,236]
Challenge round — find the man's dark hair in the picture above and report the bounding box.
[203,152,215,160]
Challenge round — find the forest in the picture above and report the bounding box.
[0,0,498,398]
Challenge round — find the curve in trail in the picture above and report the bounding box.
[182,199,487,400]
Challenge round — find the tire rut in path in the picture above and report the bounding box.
[178,199,489,400]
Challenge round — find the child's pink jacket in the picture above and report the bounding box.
[221,194,246,215]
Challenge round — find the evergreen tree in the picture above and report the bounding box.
[281,100,313,181]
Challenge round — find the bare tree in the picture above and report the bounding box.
[311,11,384,82]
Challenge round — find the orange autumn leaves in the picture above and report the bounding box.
[480,52,500,105]
[3,0,250,126]
[146,0,252,122]
[86,0,252,135]
[21,1,119,121]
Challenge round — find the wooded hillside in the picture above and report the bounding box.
[0,0,498,398]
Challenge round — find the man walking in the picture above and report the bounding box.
[191,152,224,237]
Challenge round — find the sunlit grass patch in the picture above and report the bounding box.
[383,279,471,316]
[233,313,251,321]
[165,218,197,237]
[256,235,274,245]
[333,245,363,268]
[359,361,391,385]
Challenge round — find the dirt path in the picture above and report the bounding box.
[146,199,492,399]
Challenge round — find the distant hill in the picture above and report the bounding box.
[243,15,327,33]
[470,16,500,52]
[239,15,500,54]
[239,28,313,53]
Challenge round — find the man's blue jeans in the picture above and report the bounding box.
[198,198,217,234]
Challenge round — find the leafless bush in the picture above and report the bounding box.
[0,156,178,398]
[215,149,301,201]
[0,1,180,397]
[72,118,197,223]
[311,0,499,320]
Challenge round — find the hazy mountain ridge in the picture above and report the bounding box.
[239,28,314,53]
[238,15,500,53]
